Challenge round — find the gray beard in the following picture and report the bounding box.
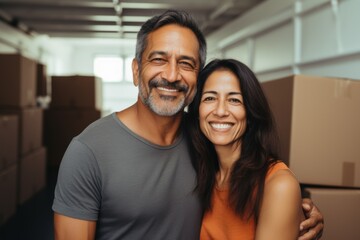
[137,75,194,116]
[139,88,186,116]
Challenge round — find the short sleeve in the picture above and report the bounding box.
[52,138,102,221]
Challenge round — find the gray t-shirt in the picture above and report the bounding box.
[52,113,202,240]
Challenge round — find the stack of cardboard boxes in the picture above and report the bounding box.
[44,75,102,168]
[0,54,47,225]
[0,115,18,226]
[36,62,51,109]
[262,75,360,240]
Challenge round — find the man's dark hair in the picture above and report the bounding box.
[135,9,207,70]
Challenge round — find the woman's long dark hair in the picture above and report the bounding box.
[187,59,280,223]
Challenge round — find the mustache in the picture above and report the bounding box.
[149,79,188,92]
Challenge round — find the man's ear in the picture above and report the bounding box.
[132,58,139,86]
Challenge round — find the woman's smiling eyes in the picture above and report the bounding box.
[201,94,243,105]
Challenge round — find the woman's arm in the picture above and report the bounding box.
[54,213,97,240]
[255,169,305,240]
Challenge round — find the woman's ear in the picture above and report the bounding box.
[132,58,139,86]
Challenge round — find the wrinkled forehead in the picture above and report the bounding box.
[144,24,200,61]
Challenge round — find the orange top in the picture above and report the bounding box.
[200,162,289,240]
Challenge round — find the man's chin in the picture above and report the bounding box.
[159,95,178,101]
[150,103,185,117]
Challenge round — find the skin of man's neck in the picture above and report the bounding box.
[117,97,184,146]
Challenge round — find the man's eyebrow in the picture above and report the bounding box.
[147,51,197,66]
[148,51,167,59]
[179,55,197,66]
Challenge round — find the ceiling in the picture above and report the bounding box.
[0,0,266,39]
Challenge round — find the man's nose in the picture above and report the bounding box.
[161,61,181,82]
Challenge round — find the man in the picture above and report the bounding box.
[53,10,323,240]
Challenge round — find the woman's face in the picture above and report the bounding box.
[199,69,247,148]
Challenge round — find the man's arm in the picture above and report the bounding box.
[54,213,97,240]
[298,198,324,240]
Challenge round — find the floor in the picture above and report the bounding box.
[0,168,58,240]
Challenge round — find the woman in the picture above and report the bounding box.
[187,59,305,239]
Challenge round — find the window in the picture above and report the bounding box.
[93,55,138,114]
[93,56,123,82]
[94,55,135,83]
[124,57,133,82]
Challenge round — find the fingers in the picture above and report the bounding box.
[299,198,324,239]
[300,210,324,231]
[299,219,324,240]
[302,198,312,205]
[301,198,313,214]
[302,202,311,214]
[300,217,316,231]
[300,209,319,231]
[299,199,324,239]
[298,228,323,240]
[298,229,316,240]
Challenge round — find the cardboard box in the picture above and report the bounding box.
[262,75,360,187]
[0,108,43,156]
[44,109,101,167]
[36,63,48,97]
[51,75,102,109]
[0,164,18,225]
[18,147,46,205]
[0,115,18,171]
[0,54,37,107]
[303,188,360,240]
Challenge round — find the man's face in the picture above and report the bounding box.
[132,24,200,116]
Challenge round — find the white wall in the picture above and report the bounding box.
[207,0,360,81]
[2,0,359,114]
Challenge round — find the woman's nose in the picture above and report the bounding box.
[213,101,229,117]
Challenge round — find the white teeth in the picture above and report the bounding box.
[210,123,232,129]
[157,87,178,92]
